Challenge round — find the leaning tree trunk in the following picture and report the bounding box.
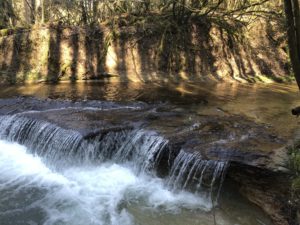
[41,0,44,23]
[293,0,300,53]
[284,0,300,90]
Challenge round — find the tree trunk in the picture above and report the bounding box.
[41,0,44,23]
[284,0,300,89]
[292,0,300,58]
[80,1,88,25]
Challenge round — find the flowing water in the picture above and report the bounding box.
[0,140,210,225]
[0,81,299,136]
[0,139,271,225]
[0,81,293,225]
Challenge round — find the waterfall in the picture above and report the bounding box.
[167,150,228,202]
[0,114,228,193]
[0,112,232,225]
[0,114,168,172]
[0,140,212,225]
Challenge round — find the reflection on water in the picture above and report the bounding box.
[0,80,299,138]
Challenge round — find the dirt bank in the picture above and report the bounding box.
[0,18,291,84]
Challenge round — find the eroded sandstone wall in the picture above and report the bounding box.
[0,20,290,84]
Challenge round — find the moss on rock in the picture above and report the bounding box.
[288,143,300,221]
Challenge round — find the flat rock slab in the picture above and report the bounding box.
[0,97,287,171]
[0,97,292,225]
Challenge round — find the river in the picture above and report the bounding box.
[0,81,298,225]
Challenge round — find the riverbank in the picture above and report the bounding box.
[0,17,291,84]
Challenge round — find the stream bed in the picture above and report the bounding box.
[0,81,299,225]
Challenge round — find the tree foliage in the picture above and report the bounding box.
[0,0,283,28]
[288,143,300,210]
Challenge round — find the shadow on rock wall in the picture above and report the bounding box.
[0,18,290,84]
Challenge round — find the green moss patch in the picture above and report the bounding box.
[288,143,300,207]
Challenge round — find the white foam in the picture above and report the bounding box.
[0,140,211,225]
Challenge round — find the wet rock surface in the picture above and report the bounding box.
[0,97,286,167]
[228,163,294,225]
[0,97,293,225]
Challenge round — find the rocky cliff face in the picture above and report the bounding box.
[0,19,290,84]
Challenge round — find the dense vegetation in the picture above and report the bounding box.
[0,1,291,83]
[0,0,282,28]
[289,143,300,210]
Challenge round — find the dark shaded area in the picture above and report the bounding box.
[115,32,128,82]
[291,106,300,116]
[93,29,106,76]
[84,29,94,78]
[8,31,23,83]
[30,0,36,24]
[232,42,251,81]
[83,26,106,80]
[0,37,9,71]
[6,29,32,84]
[219,29,235,79]
[182,24,196,79]
[21,32,33,82]
[0,0,16,28]
[70,29,79,81]
[137,34,155,81]
[47,24,62,83]
[135,19,219,82]
[228,163,295,225]
[193,20,218,79]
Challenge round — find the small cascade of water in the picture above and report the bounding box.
[0,115,168,173]
[167,150,228,203]
[0,115,93,166]
[0,112,237,225]
[0,140,212,225]
[113,130,168,172]
[0,114,228,201]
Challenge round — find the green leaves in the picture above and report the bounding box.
[288,143,300,203]
[289,149,300,175]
